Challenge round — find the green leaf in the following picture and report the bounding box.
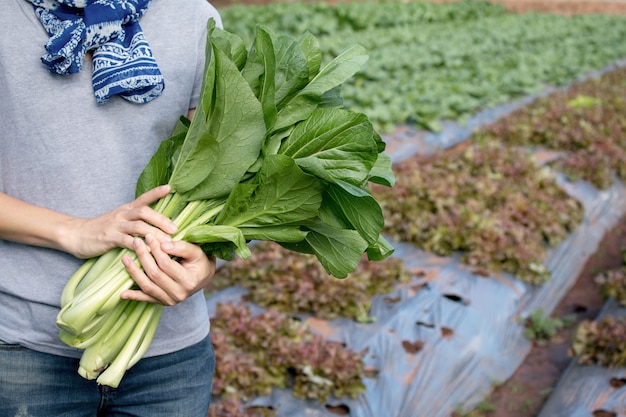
[135,126,186,197]
[214,183,258,225]
[254,26,278,130]
[216,154,324,227]
[242,26,278,131]
[169,29,266,200]
[210,26,248,70]
[262,125,294,159]
[325,184,384,245]
[304,223,369,278]
[299,31,322,82]
[267,36,310,116]
[171,115,191,136]
[278,240,315,255]
[366,235,395,261]
[319,85,344,109]
[241,44,264,97]
[274,43,368,132]
[279,108,378,186]
[368,153,396,187]
[333,179,371,198]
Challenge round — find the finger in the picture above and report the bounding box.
[132,184,171,207]
[127,206,178,236]
[161,240,216,288]
[136,235,192,305]
[112,224,171,256]
[160,240,206,265]
[145,237,202,304]
[120,288,161,304]
[120,216,176,242]
[144,235,186,282]
[130,186,178,235]
[116,231,139,252]
[123,238,173,305]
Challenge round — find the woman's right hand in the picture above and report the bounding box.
[59,185,179,259]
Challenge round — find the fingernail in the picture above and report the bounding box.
[168,223,178,234]
[145,234,154,244]
[161,241,173,251]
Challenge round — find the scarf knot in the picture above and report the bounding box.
[29,0,164,104]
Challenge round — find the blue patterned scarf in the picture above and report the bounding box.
[28,0,164,104]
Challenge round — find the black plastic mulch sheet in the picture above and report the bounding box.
[205,63,626,416]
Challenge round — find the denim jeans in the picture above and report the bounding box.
[0,335,215,417]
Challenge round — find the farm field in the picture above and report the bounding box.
[205,1,626,416]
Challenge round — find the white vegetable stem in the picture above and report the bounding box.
[57,192,227,387]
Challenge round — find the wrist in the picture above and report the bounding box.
[54,217,84,258]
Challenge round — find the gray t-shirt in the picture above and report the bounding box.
[0,0,223,358]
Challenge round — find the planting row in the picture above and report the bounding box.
[220,0,626,132]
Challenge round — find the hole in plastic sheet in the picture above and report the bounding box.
[443,293,463,302]
[592,410,617,417]
[402,339,424,354]
[384,295,402,304]
[472,268,491,277]
[410,282,428,296]
[609,377,626,388]
[413,269,427,277]
[573,304,588,314]
[416,321,435,329]
[441,326,454,338]
[364,366,380,378]
[443,293,469,305]
[326,404,350,415]
[249,406,274,414]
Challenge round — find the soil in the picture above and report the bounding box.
[493,0,626,16]
[209,1,626,415]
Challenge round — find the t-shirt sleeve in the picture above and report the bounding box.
[189,1,223,110]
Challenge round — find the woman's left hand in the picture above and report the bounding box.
[120,234,215,305]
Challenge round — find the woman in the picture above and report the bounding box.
[0,1,223,415]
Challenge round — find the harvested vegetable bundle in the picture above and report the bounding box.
[56,20,394,388]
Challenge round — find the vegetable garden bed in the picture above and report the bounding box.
[203,1,626,416]
[218,0,626,132]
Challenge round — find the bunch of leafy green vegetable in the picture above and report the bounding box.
[56,19,394,388]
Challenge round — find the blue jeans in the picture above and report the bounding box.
[0,335,215,417]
